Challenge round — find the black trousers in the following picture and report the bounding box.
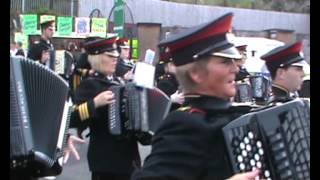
[91,172,131,180]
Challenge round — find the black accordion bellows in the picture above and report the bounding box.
[223,99,310,180]
[108,83,171,137]
[10,57,72,177]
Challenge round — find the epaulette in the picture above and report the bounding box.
[177,106,191,112]
[177,106,206,114]
[159,75,165,80]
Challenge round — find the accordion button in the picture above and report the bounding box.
[258,148,264,155]
[241,150,248,157]
[232,138,241,147]
[239,163,245,171]
[256,161,262,168]
[264,170,270,177]
[248,131,254,139]
[254,154,260,161]
[234,147,241,154]
[244,137,250,144]
[250,159,256,166]
[240,142,246,149]
[246,144,252,151]
[237,155,243,163]
[256,141,262,148]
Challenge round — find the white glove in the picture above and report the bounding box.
[170,90,185,104]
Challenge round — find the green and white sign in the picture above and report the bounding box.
[14,32,29,50]
[91,18,107,37]
[57,16,73,35]
[40,15,55,24]
[20,14,38,35]
[114,0,125,37]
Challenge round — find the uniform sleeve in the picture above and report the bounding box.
[131,111,210,180]
[69,79,100,128]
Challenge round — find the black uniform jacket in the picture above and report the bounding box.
[115,58,134,78]
[71,72,140,175]
[156,73,180,111]
[131,95,248,180]
[268,84,294,104]
[27,38,55,70]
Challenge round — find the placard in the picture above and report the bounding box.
[75,17,90,35]
[57,16,73,35]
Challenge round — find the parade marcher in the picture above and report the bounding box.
[15,41,25,57]
[10,41,17,57]
[233,43,252,103]
[131,13,259,180]
[70,36,143,180]
[298,74,310,98]
[156,59,184,111]
[27,20,56,70]
[260,41,306,104]
[115,38,135,82]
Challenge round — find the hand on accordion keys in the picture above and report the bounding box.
[63,135,86,164]
[93,90,115,108]
[227,169,260,180]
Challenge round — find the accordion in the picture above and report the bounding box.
[54,50,74,76]
[108,83,171,136]
[235,75,271,104]
[223,99,310,180]
[10,57,72,177]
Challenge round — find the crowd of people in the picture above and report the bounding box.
[10,11,309,180]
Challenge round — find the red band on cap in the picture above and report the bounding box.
[86,37,118,48]
[168,15,232,52]
[264,42,302,62]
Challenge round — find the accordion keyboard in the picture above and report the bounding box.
[227,121,273,180]
[223,99,310,180]
[267,106,310,179]
[108,86,123,135]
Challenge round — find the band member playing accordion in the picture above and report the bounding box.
[131,13,260,180]
[260,41,307,104]
[69,36,143,180]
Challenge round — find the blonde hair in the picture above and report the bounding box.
[175,57,210,93]
[88,54,103,73]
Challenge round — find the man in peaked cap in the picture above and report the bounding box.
[261,41,306,103]
[115,38,135,81]
[131,13,259,180]
[155,46,184,111]
[28,19,56,70]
